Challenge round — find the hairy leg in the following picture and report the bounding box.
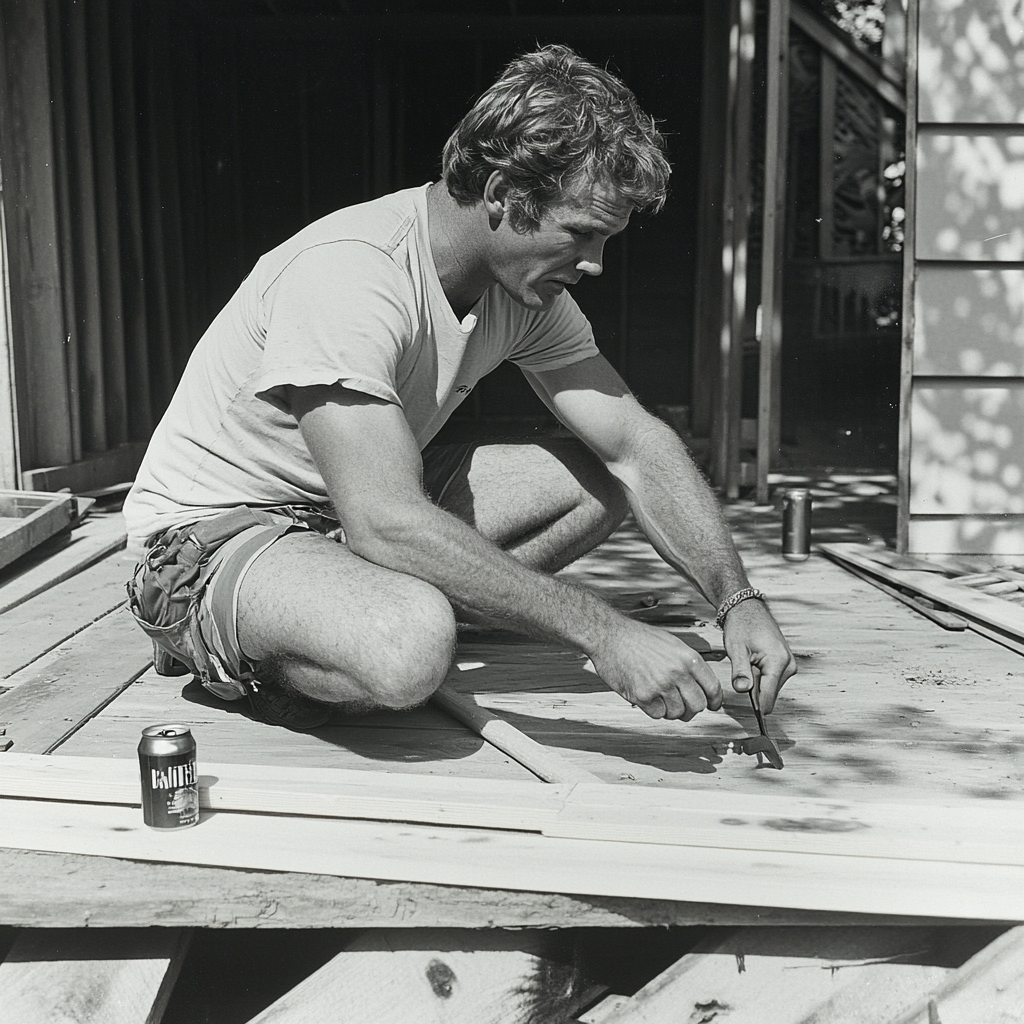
[437,437,628,572]
[235,532,456,711]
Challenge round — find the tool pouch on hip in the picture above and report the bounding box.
[126,506,283,682]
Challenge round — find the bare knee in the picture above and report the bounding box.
[358,581,457,709]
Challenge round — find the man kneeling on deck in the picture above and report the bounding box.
[124,45,796,731]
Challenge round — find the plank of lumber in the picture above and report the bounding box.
[0,514,127,615]
[595,927,951,1024]
[244,928,596,1024]
[0,606,152,752]
[0,491,75,573]
[0,548,135,678]
[7,755,1024,868]
[821,543,1024,638]
[833,559,967,630]
[3,796,1024,920]
[0,927,190,1024]
[2,754,1023,869]
[884,925,1024,1024]
[0,753,568,832]
[432,683,602,783]
[3,849,958,931]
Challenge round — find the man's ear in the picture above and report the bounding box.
[482,170,509,227]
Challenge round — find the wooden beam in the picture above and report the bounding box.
[0,491,75,574]
[713,0,755,498]
[596,926,953,1024]
[19,439,146,493]
[243,928,596,1024]
[0,0,74,469]
[884,925,1024,1024]
[755,0,790,504]
[4,754,1024,871]
[109,0,152,441]
[790,1,906,114]
[691,0,730,438]
[0,848,962,932]
[3,778,1024,919]
[0,174,19,490]
[432,684,602,784]
[86,0,128,448]
[60,0,107,455]
[0,927,190,1024]
[897,0,919,555]
[44,0,82,465]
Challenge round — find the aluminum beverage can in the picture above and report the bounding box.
[782,488,811,561]
[138,724,199,829]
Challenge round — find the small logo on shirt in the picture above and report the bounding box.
[455,385,472,394]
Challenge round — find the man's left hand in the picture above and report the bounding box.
[722,599,796,714]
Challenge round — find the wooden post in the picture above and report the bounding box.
[713,0,755,498]
[0,0,74,472]
[45,0,81,466]
[109,0,153,442]
[691,0,730,438]
[0,189,18,490]
[61,0,107,456]
[896,0,918,555]
[755,0,790,504]
[87,0,129,450]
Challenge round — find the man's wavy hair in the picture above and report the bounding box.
[442,45,670,233]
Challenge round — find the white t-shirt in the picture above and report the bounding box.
[124,184,599,549]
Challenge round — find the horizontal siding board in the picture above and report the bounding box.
[914,265,1024,374]
[918,1,1024,125]
[909,515,1024,556]
[910,383,1024,515]
[916,129,1024,261]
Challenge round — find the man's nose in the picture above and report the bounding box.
[575,238,607,277]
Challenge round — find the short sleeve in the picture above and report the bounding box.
[506,291,600,372]
[254,242,415,413]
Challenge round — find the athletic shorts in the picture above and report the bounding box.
[126,442,476,700]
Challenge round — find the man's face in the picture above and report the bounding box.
[489,180,633,311]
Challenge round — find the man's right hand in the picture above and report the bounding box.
[590,617,724,721]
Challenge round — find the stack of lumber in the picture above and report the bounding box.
[1,753,1023,923]
[821,542,1024,655]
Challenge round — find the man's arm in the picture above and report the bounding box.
[288,382,725,720]
[527,354,796,713]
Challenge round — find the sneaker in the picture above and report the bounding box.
[246,681,332,731]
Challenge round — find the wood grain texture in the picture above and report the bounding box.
[0,848,957,932]
[0,547,135,678]
[0,927,189,1024]
[886,924,1024,1024]
[0,492,75,573]
[0,605,152,754]
[2,796,1023,920]
[597,927,953,1024]
[0,514,128,616]
[245,929,593,1024]
[4,754,1023,870]
[431,684,601,784]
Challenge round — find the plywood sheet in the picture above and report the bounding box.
[919,1,1024,125]
[914,266,1024,375]
[916,129,1024,261]
[910,384,1024,515]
